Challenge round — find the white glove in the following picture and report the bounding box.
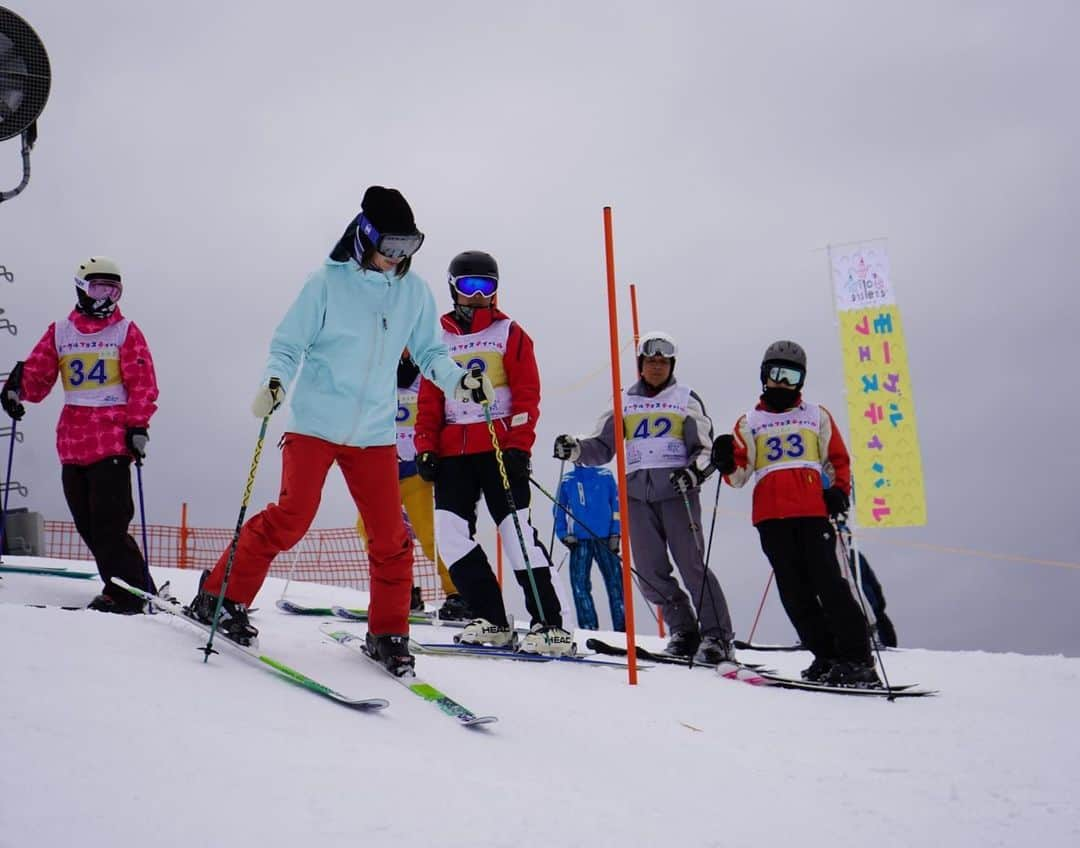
[453,366,496,405]
[251,378,285,418]
[553,434,580,462]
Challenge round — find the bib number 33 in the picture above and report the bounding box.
[765,433,805,461]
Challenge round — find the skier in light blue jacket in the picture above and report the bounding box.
[188,186,494,675]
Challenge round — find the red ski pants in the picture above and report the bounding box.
[203,433,413,634]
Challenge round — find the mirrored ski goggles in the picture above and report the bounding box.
[764,364,804,385]
[356,214,425,259]
[639,337,676,358]
[450,274,498,298]
[75,276,122,301]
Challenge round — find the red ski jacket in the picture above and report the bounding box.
[414,307,540,457]
[724,397,851,525]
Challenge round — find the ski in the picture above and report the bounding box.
[0,563,97,580]
[584,638,773,674]
[412,640,638,668]
[329,604,443,626]
[24,603,84,610]
[276,599,435,625]
[586,639,932,696]
[321,625,497,729]
[733,640,803,652]
[111,579,389,712]
[754,672,937,698]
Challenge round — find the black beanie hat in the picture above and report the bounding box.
[331,186,418,261]
[361,186,415,235]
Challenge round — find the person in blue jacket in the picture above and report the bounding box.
[554,464,625,631]
[186,186,493,675]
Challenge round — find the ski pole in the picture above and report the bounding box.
[689,472,725,646]
[133,456,156,611]
[431,486,440,582]
[547,458,566,558]
[0,419,16,560]
[679,488,717,669]
[529,474,669,625]
[703,469,722,568]
[278,540,304,601]
[833,514,893,696]
[746,571,774,645]
[203,400,273,661]
[482,402,546,624]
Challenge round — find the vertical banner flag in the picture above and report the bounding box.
[829,240,926,527]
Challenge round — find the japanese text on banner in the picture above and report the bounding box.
[830,240,926,527]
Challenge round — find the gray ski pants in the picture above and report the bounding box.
[628,494,733,640]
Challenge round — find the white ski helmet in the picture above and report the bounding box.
[636,330,678,360]
[73,256,122,318]
[637,330,678,381]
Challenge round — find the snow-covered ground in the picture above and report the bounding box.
[2,557,1078,848]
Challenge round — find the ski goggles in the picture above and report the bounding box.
[763,363,804,386]
[638,337,677,358]
[75,276,122,302]
[356,214,425,259]
[450,274,499,298]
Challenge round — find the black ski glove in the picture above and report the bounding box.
[710,434,736,475]
[823,486,849,517]
[417,451,440,483]
[502,448,531,482]
[1,362,25,421]
[553,434,580,462]
[670,465,707,495]
[562,534,578,549]
[608,535,620,553]
[126,426,149,460]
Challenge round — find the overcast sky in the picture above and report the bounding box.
[2,1,1077,654]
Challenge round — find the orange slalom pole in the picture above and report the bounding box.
[628,283,665,639]
[179,502,189,571]
[604,207,638,685]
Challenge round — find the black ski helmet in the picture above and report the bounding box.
[447,250,499,301]
[760,340,807,388]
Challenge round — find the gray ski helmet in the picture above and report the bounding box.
[760,340,807,386]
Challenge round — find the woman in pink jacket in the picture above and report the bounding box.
[1,257,159,613]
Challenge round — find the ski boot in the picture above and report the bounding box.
[693,635,734,665]
[455,617,516,648]
[365,633,416,677]
[664,630,701,658]
[410,586,425,613]
[437,593,474,622]
[519,624,575,656]
[801,656,836,682]
[827,660,882,688]
[185,570,259,647]
[87,592,144,615]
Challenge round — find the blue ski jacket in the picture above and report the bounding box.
[553,465,621,540]
[262,259,464,447]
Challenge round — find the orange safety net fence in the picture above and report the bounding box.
[43,520,444,602]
